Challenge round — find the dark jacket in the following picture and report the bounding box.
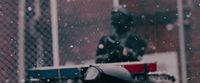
[96,35,147,63]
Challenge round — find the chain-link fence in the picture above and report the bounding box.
[0,0,19,83]
[1,0,198,83]
[57,0,113,66]
[0,0,113,82]
[0,0,53,82]
[24,0,53,70]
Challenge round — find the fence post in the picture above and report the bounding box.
[177,0,188,83]
[50,0,60,67]
[113,0,119,7]
[18,0,25,82]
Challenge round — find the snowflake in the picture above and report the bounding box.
[186,13,192,18]
[98,44,104,49]
[64,23,68,27]
[166,24,174,31]
[70,45,74,48]
[156,5,160,8]
[47,79,50,82]
[20,79,25,83]
[27,6,32,11]
[75,72,78,75]
[10,21,14,24]
[5,79,9,83]
[122,4,127,8]
[141,15,145,18]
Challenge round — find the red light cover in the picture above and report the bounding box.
[147,63,157,72]
[123,63,157,74]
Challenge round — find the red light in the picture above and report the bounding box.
[147,63,157,72]
[123,63,157,74]
[124,64,144,73]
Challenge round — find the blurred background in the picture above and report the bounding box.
[0,0,200,83]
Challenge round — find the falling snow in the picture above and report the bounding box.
[1,0,200,82]
[5,79,9,83]
[186,13,192,18]
[27,6,32,11]
[166,24,174,31]
[156,5,160,8]
[141,15,145,18]
[70,45,74,48]
[47,79,50,82]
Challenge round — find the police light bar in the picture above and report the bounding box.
[123,63,157,74]
[28,65,88,80]
[94,61,157,74]
[28,61,156,80]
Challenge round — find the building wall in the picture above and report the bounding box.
[188,1,200,82]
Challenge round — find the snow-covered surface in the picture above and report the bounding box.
[142,51,179,83]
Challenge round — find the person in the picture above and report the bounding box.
[96,6,147,63]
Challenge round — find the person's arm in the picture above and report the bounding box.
[96,36,108,63]
[125,35,147,61]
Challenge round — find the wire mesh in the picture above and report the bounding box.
[24,0,53,69]
[0,0,19,83]
[1,0,195,83]
[57,0,113,66]
[0,0,53,82]
[0,0,113,82]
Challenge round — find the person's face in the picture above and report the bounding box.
[111,12,130,34]
[111,12,127,27]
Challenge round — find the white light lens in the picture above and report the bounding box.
[84,67,100,80]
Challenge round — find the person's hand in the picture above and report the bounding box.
[122,48,129,56]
